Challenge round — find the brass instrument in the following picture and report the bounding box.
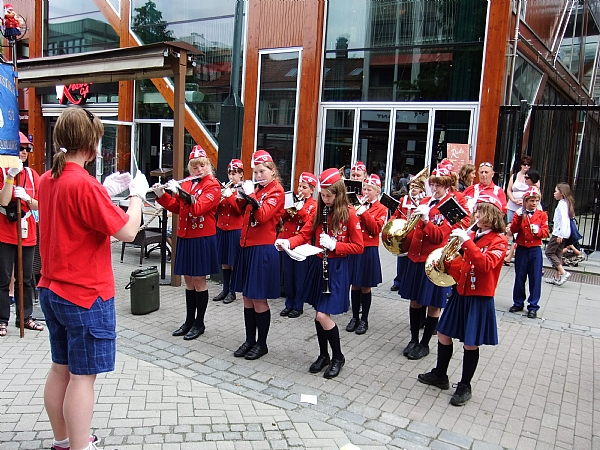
[220,180,234,201]
[425,220,479,287]
[286,194,306,217]
[381,212,422,255]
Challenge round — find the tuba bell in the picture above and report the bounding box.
[424,237,462,287]
[381,213,421,255]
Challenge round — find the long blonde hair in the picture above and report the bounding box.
[312,180,349,235]
[52,107,103,179]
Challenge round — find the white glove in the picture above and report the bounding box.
[152,183,165,198]
[241,180,255,196]
[450,228,471,244]
[320,233,337,251]
[129,171,150,199]
[102,172,132,197]
[13,186,31,203]
[166,179,180,194]
[355,204,367,216]
[515,207,523,217]
[222,187,233,198]
[6,161,23,178]
[275,239,290,251]
[530,224,539,234]
[415,204,430,222]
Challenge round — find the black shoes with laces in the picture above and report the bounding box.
[345,317,358,332]
[323,357,345,378]
[417,370,450,390]
[309,355,330,373]
[450,382,472,406]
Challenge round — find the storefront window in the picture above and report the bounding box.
[508,55,543,105]
[322,109,355,173]
[558,4,584,79]
[323,0,487,102]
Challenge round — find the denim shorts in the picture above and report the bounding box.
[39,288,117,375]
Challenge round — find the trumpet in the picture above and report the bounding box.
[286,194,306,217]
[425,220,479,287]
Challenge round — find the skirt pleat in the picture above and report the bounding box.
[398,259,450,308]
[233,245,281,299]
[349,246,382,287]
[173,235,219,277]
[216,228,241,266]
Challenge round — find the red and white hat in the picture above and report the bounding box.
[476,193,503,210]
[319,168,342,188]
[431,164,451,177]
[189,145,206,160]
[299,172,318,187]
[523,187,541,200]
[364,173,381,188]
[228,159,243,171]
[351,161,367,172]
[251,150,273,168]
[439,158,454,172]
[19,131,31,147]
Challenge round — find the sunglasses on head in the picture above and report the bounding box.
[82,108,95,123]
[479,162,493,168]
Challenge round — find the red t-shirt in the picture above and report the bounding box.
[0,167,40,246]
[37,163,128,309]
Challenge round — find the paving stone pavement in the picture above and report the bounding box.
[0,243,598,450]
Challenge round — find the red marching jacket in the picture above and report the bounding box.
[279,197,317,239]
[217,189,243,231]
[156,175,220,238]
[358,200,387,247]
[444,231,508,296]
[391,195,418,220]
[510,210,549,247]
[238,179,285,247]
[289,206,364,258]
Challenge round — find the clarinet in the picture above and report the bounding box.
[322,206,332,294]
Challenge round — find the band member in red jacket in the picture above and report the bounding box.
[213,159,244,304]
[275,168,364,379]
[418,193,507,407]
[232,150,285,361]
[154,145,221,340]
[346,174,387,335]
[508,187,549,318]
[279,172,318,318]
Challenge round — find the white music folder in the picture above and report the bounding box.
[284,244,323,261]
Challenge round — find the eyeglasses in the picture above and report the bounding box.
[479,162,493,168]
[82,108,95,123]
[522,163,531,167]
[524,176,530,179]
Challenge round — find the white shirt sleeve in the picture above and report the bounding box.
[552,200,571,238]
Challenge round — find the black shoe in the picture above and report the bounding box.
[390,284,399,291]
[234,341,253,357]
[223,292,236,304]
[309,355,330,373]
[527,310,537,319]
[450,382,472,406]
[213,290,228,301]
[183,325,205,340]
[346,317,358,332]
[245,344,268,360]
[288,309,303,318]
[509,305,524,313]
[402,340,418,357]
[323,357,345,379]
[418,370,450,390]
[407,343,429,360]
[172,323,192,337]
[280,307,292,317]
[355,320,368,335]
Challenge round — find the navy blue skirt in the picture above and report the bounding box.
[305,257,350,315]
[216,228,241,266]
[350,246,382,287]
[398,259,450,308]
[233,245,281,299]
[437,290,498,346]
[394,255,408,285]
[174,234,219,277]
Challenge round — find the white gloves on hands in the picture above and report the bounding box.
[415,204,430,222]
[515,207,523,217]
[222,187,233,198]
[129,172,149,199]
[166,179,180,194]
[13,186,31,203]
[241,180,255,196]
[355,204,367,216]
[450,228,471,244]
[103,172,132,197]
[320,233,337,251]
[152,183,165,198]
[6,161,22,178]
[274,239,290,251]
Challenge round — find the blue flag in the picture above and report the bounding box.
[0,61,19,165]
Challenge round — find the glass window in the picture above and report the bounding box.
[508,54,543,105]
[558,4,584,78]
[431,110,471,167]
[255,51,301,191]
[581,14,600,92]
[390,110,429,183]
[322,109,355,173]
[357,110,391,180]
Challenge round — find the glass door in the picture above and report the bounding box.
[91,121,133,183]
[322,109,354,176]
[135,120,174,185]
[357,110,392,180]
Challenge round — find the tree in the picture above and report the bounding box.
[132,0,173,45]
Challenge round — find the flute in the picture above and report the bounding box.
[147,174,204,193]
[322,206,332,294]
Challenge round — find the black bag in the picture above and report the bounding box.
[4,201,17,222]
[566,218,583,246]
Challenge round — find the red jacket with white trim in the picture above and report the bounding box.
[238,179,285,247]
[510,210,549,247]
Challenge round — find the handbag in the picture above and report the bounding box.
[4,201,18,222]
[567,217,583,245]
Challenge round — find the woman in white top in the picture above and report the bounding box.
[544,183,574,286]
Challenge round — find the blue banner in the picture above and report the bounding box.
[0,62,19,159]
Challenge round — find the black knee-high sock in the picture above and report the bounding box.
[315,320,329,357]
[433,341,453,378]
[420,316,439,346]
[351,289,361,319]
[185,289,196,326]
[222,268,231,294]
[243,308,256,345]
[229,267,236,293]
[409,307,422,342]
[255,309,271,348]
[324,325,343,360]
[460,348,480,388]
[194,290,208,327]
[360,291,372,323]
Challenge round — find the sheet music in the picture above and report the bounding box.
[283,244,323,261]
[284,191,295,208]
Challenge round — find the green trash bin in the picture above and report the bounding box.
[125,266,160,315]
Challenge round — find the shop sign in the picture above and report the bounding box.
[55,83,92,105]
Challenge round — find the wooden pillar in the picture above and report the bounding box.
[27,0,44,174]
[117,0,134,172]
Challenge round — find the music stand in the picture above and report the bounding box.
[150,168,172,284]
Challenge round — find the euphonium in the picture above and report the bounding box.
[381,212,422,255]
[286,194,306,217]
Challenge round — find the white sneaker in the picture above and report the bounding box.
[563,271,571,279]
[544,277,558,285]
[555,274,569,286]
